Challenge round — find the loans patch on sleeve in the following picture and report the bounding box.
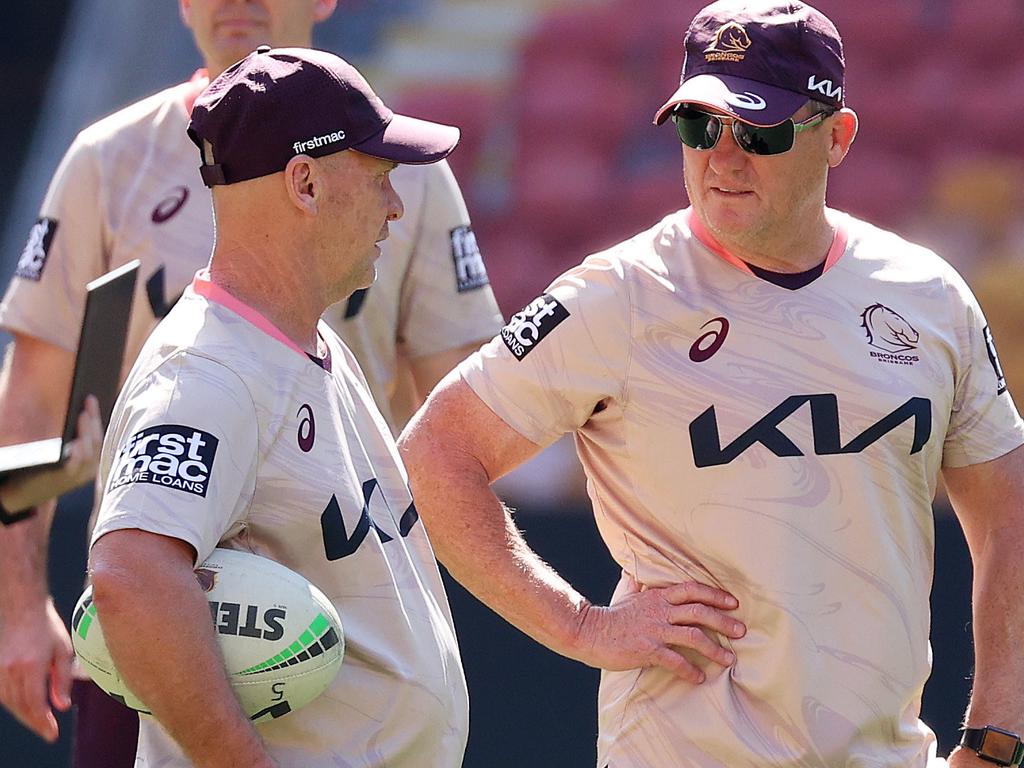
[107,424,219,497]
[450,226,490,293]
[984,325,1008,395]
[500,293,570,360]
[15,218,58,281]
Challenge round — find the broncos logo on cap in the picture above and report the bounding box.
[705,22,752,59]
[861,304,919,353]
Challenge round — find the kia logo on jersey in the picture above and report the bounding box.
[151,186,190,224]
[690,394,932,468]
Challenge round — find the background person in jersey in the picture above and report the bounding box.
[88,46,468,768]
[0,0,501,754]
[398,2,1024,767]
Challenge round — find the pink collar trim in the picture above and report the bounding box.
[190,269,310,359]
[685,207,848,277]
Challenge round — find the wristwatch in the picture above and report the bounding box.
[961,726,1024,766]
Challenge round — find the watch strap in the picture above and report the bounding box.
[962,726,1024,766]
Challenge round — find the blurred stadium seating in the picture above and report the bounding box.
[374,0,1024,317]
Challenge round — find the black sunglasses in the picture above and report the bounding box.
[671,106,835,156]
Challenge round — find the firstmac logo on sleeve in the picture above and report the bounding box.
[107,425,219,497]
[501,293,570,360]
[450,225,490,293]
[15,218,58,281]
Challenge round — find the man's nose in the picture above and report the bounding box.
[386,178,404,222]
[707,123,749,173]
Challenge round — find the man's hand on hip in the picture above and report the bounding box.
[570,574,746,683]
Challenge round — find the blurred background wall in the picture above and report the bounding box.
[1,1,1021,766]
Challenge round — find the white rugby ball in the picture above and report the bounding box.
[72,548,344,723]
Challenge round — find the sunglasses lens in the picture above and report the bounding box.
[673,109,722,150]
[733,121,795,155]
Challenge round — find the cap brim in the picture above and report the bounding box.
[351,113,460,165]
[653,74,807,127]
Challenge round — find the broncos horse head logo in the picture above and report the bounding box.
[861,304,920,353]
[706,22,752,55]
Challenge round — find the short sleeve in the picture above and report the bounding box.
[91,352,259,565]
[942,275,1024,468]
[460,253,632,447]
[0,130,108,350]
[397,161,503,358]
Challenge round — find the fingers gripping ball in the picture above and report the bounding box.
[71,548,344,723]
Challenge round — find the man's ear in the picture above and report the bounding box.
[313,0,338,23]
[179,0,192,28]
[284,155,320,216]
[827,108,858,169]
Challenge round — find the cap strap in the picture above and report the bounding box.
[199,138,227,186]
[199,164,227,187]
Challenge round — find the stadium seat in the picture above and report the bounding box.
[392,85,498,183]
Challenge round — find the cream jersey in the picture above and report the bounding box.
[91,272,468,768]
[461,207,1024,768]
[0,73,502,432]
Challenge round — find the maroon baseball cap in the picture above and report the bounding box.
[188,47,460,186]
[653,0,845,127]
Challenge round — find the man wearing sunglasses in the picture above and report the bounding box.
[399,1,1024,767]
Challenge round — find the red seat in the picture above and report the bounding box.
[828,147,927,229]
[392,86,497,183]
[945,0,1024,56]
[473,214,560,316]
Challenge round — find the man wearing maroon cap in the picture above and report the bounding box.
[84,47,469,768]
[400,1,1024,766]
[0,1,501,763]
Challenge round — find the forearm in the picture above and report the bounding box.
[0,501,55,616]
[402,378,745,682]
[403,436,590,660]
[962,528,1024,732]
[91,534,275,768]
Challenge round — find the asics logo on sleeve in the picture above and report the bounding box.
[108,424,219,497]
[501,293,570,360]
